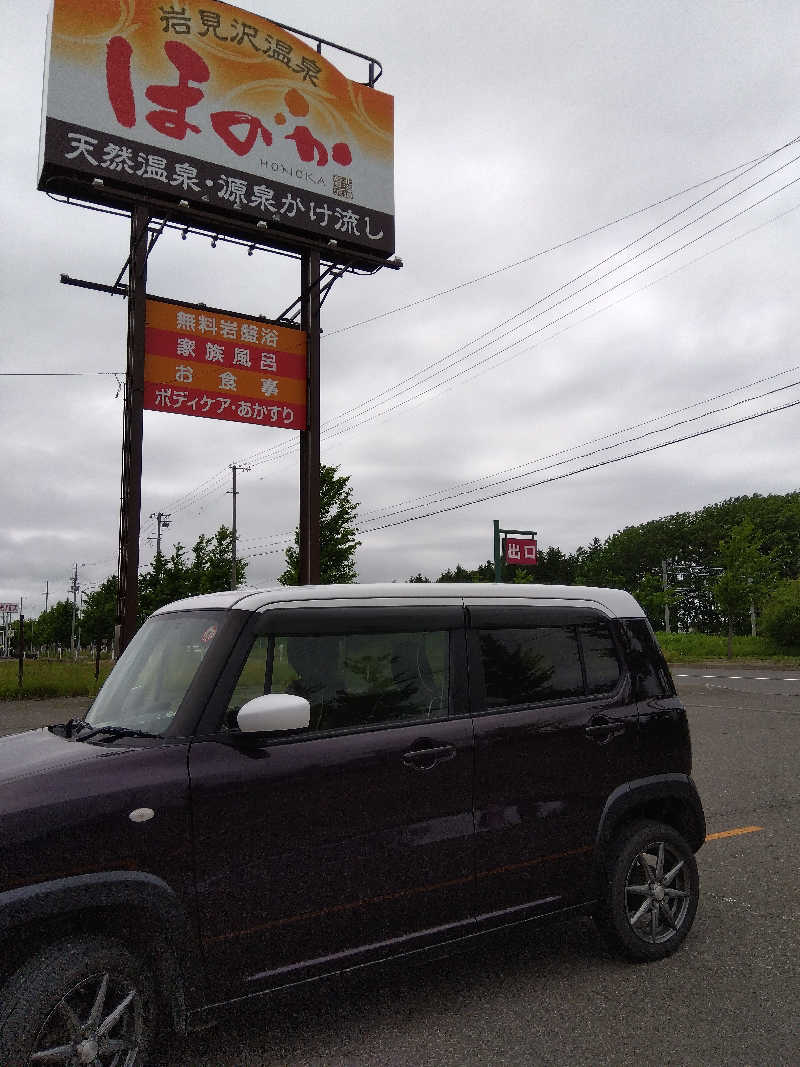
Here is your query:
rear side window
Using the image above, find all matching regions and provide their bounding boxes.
[580,620,622,694]
[477,618,622,710]
[623,618,674,699]
[478,626,584,708]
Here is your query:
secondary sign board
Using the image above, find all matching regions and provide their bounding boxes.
[38,0,395,257]
[144,297,307,429]
[0,604,19,613]
[504,537,538,565]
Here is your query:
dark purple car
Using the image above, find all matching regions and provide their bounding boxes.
[0,583,705,1065]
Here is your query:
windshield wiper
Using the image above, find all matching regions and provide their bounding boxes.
[76,724,162,743]
[65,717,91,738]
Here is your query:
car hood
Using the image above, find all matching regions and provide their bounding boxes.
[0,727,128,788]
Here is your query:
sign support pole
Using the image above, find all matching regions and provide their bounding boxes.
[299,250,321,585]
[116,205,149,653]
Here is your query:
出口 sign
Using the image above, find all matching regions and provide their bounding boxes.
[504,537,538,566]
[144,297,307,429]
[38,0,395,257]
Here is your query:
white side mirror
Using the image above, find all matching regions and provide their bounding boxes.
[237,693,311,733]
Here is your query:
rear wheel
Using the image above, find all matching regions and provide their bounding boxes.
[595,820,699,961]
[0,935,156,1066]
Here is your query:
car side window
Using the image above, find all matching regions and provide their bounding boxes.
[623,618,673,698]
[579,620,621,694]
[224,635,270,728]
[478,626,584,709]
[225,630,450,734]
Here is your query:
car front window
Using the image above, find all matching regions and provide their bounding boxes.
[85,611,222,735]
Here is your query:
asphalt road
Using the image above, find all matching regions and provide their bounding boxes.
[1,671,798,1065]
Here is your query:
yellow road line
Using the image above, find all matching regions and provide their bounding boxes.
[706,826,763,841]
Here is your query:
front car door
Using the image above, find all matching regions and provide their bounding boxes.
[467,601,641,925]
[188,602,475,995]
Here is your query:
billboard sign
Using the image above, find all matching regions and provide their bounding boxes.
[504,537,538,566]
[144,297,307,429]
[38,0,395,257]
[0,604,19,613]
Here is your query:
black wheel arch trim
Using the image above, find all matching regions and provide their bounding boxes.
[0,870,204,1029]
[595,774,707,856]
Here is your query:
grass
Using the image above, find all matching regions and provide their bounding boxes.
[3,632,800,701]
[0,657,114,701]
[656,631,800,667]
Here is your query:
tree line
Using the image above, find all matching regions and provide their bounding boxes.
[7,484,800,654]
[412,492,800,649]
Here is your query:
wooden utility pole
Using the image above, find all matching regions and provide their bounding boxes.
[299,251,321,585]
[116,206,149,654]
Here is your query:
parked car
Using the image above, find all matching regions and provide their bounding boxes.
[0,583,705,1065]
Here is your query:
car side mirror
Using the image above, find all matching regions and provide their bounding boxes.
[237,693,311,733]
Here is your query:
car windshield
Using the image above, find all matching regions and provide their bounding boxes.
[85,611,222,736]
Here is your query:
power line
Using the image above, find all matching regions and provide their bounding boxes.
[358,397,800,534]
[327,138,800,336]
[321,153,800,438]
[355,379,800,525]
[141,143,800,536]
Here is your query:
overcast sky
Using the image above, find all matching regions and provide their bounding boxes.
[2,0,799,618]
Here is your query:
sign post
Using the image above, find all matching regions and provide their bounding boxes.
[493,520,538,581]
[117,205,149,655]
[39,0,400,645]
[299,251,321,584]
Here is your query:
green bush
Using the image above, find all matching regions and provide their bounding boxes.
[760,581,800,651]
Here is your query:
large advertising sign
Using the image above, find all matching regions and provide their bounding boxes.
[38,1,395,257]
[144,297,307,428]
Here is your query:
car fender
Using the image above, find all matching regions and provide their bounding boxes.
[594,774,707,858]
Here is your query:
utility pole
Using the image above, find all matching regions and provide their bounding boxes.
[70,563,79,659]
[228,465,250,590]
[44,580,49,615]
[149,512,171,569]
[661,560,671,633]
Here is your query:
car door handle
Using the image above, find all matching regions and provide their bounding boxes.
[585,718,626,743]
[402,742,456,770]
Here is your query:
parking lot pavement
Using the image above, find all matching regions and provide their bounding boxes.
[0,696,88,737]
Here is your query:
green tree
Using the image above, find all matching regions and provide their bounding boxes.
[81,576,119,645]
[280,465,361,585]
[713,519,775,657]
[33,600,74,648]
[760,580,800,651]
[139,525,245,620]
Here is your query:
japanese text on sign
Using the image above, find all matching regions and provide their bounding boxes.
[504,538,538,566]
[144,298,307,429]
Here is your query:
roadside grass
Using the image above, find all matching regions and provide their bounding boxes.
[3,632,800,701]
[656,631,800,667]
[0,658,114,701]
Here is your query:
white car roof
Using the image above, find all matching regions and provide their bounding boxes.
[153,582,645,619]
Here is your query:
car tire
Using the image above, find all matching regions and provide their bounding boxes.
[595,819,699,962]
[0,935,156,1067]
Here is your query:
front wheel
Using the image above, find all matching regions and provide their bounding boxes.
[595,820,699,962]
[0,935,156,1067]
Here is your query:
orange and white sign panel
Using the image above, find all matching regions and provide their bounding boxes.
[39,0,395,255]
[144,298,306,429]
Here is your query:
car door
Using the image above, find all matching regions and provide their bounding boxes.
[467,601,640,924]
[188,603,475,994]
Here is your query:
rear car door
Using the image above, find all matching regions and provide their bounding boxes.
[467,601,641,923]
[188,602,475,994]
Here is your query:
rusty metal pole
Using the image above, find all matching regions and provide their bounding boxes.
[299,251,321,585]
[116,205,149,653]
